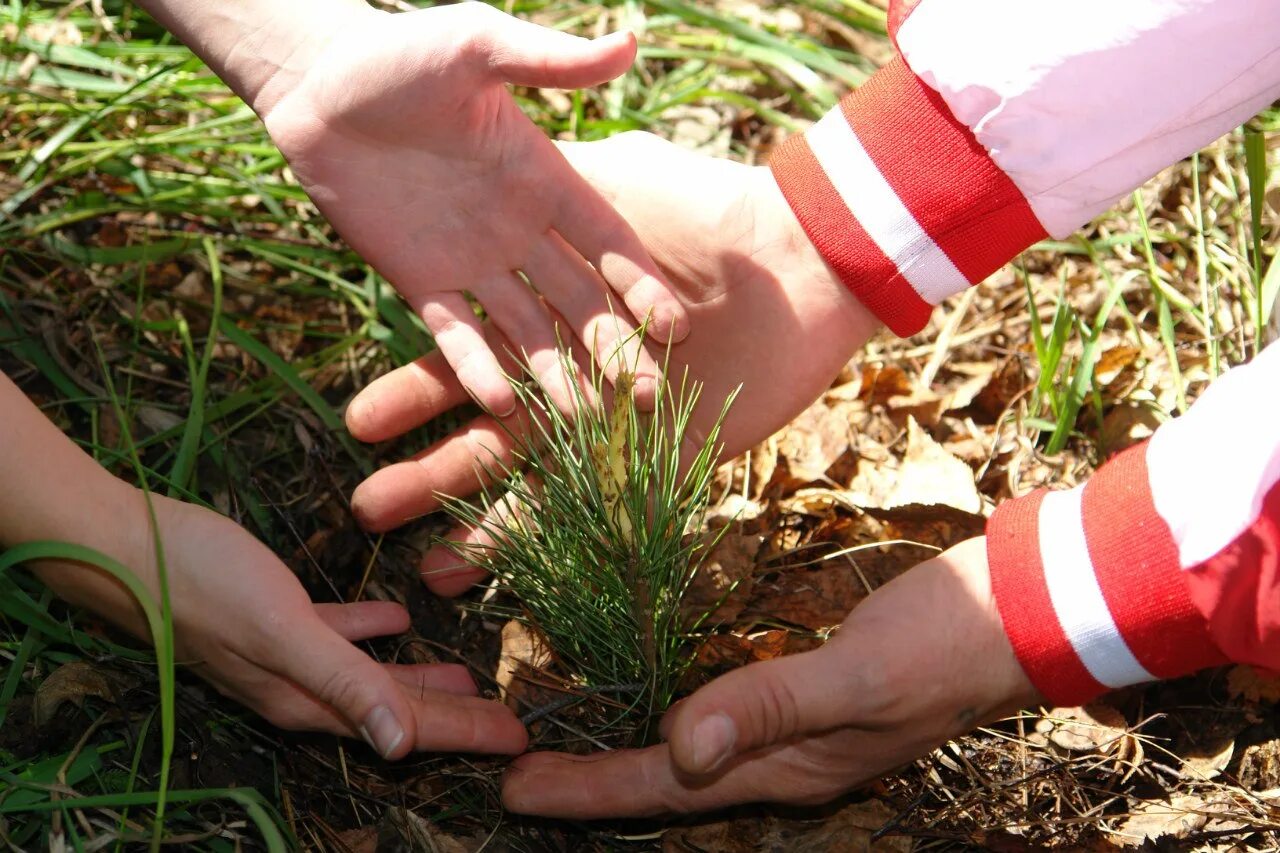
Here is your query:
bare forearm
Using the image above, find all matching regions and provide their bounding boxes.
[133,0,372,115]
[0,371,150,620]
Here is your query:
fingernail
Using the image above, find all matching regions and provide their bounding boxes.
[632,375,657,411]
[689,712,736,773]
[660,304,689,343]
[360,705,405,759]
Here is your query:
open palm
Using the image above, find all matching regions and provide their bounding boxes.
[263,5,683,414]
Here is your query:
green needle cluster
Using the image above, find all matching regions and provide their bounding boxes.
[439,348,736,740]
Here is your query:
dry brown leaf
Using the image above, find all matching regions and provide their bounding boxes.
[1099,401,1162,452]
[682,532,761,626]
[884,418,982,514]
[386,806,473,853]
[1034,704,1135,755]
[858,364,913,406]
[693,633,754,673]
[746,564,863,630]
[1178,735,1235,780]
[1094,345,1142,384]
[776,398,853,482]
[331,827,377,853]
[495,620,552,708]
[34,661,117,726]
[1227,664,1280,703]
[972,357,1027,422]
[663,798,909,852]
[1111,794,1214,847]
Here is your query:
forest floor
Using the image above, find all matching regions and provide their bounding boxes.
[2,1,1280,850]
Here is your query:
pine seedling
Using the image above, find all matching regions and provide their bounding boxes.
[437,344,736,744]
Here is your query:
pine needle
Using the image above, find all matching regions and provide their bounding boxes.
[438,340,736,743]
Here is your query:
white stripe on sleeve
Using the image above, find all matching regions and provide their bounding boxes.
[1038,487,1155,689]
[805,108,970,305]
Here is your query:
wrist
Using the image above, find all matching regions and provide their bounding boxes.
[746,166,880,354]
[137,0,377,117]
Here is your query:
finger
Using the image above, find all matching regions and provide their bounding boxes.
[663,645,852,775]
[476,8,638,89]
[346,322,521,443]
[420,481,539,597]
[421,521,498,598]
[523,232,659,410]
[419,292,517,417]
[346,353,470,444]
[313,601,410,641]
[552,178,688,345]
[350,411,522,532]
[472,272,580,416]
[503,745,788,818]
[385,662,479,698]
[261,615,525,758]
[256,616,422,758]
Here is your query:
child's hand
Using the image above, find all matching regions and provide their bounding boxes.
[500,538,1038,817]
[343,133,880,585]
[256,3,680,415]
[35,491,526,759]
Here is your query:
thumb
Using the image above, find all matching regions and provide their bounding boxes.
[666,645,855,775]
[275,617,418,760]
[481,16,638,89]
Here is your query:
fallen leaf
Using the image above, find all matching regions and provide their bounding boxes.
[332,827,377,853]
[1228,665,1280,703]
[34,662,117,726]
[884,418,982,514]
[386,806,473,853]
[682,532,761,626]
[495,620,552,709]
[1111,794,1212,847]
[972,357,1027,422]
[776,398,853,482]
[1178,734,1234,780]
[1099,402,1162,453]
[663,798,909,852]
[1035,705,1136,756]
[858,364,913,406]
[746,564,863,630]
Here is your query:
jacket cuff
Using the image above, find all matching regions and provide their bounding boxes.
[768,56,1046,337]
[986,442,1227,706]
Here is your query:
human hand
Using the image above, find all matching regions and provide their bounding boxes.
[33,489,527,760]
[499,538,1038,817]
[345,132,881,580]
[256,3,686,415]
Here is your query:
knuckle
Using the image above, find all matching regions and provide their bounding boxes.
[748,668,802,748]
[314,667,367,714]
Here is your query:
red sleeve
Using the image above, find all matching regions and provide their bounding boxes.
[987,341,1280,705]
[770,0,1280,338]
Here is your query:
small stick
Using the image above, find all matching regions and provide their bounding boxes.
[520,683,644,726]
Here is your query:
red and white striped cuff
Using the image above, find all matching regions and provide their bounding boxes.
[769,57,1046,337]
[986,442,1227,706]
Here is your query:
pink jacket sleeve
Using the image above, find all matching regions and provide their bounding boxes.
[767,0,1280,704]
[770,0,1280,336]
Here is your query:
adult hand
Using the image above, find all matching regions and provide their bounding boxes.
[501,538,1038,817]
[256,3,686,415]
[345,132,881,578]
[34,490,526,760]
